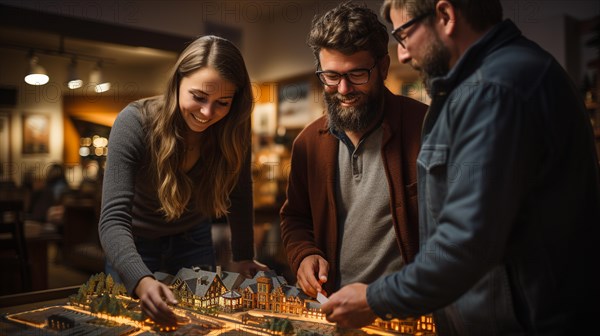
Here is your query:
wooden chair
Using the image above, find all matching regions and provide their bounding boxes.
[0,198,32,294]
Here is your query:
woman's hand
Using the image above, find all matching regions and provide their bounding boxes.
[135,276,178,326]
[231,259,269,278]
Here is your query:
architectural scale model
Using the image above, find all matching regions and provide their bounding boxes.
[1,267,436,335]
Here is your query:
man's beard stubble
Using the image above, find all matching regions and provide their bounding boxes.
[324,78,384,134]
[413,31,451,94]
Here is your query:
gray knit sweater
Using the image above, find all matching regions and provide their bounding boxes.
[98,102,255,294]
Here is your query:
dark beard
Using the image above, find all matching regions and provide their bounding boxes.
[324,79,384,133]
[413,32,451,93]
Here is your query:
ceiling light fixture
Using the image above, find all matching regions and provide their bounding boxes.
[67,58,83,89]
[89,61,111,93]
[24,52,49,85]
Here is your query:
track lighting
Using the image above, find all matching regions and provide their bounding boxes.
[67,58,83,89]
[24,54,49,85]
[89,62,111,93]
[18,46,112,90]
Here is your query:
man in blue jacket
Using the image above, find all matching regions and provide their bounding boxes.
[321,1,600,335]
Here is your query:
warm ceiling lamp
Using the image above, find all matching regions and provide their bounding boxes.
[67,58,83,89]
[24,54,49,85]
[89,61,110,93]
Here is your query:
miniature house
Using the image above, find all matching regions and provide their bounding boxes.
[170,268,227,309]
[220,290,243,312]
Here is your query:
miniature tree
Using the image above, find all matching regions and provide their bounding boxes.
[278,318,294,334]
[107,295,125,316]
[96,276,105,293]
[263,317,294,335]
[97,294,109,312]
[296,330,332,336]
[113,282,126,296]
[68,286,86,305]
[105,274,115,293]
[86,277,96,296]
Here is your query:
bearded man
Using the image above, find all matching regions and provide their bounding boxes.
[280,1,427,298]
[322,1,600,334]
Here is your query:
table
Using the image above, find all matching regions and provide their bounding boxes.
[0,286,78,311]
[24,222,62,291]
[0,221,61,295]
[0,286,78,335]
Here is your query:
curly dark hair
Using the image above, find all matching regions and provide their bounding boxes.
[307,1,389,65]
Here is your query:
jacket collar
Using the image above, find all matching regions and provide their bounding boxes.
[429,19,522,97]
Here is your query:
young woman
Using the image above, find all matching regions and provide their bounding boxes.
[98,35,267,325]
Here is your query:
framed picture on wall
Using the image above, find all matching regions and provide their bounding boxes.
[277,74,322,130]
[22,113,50,154]
[252,102,277,136]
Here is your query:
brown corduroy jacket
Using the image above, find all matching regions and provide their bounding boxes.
[280,88,427,294]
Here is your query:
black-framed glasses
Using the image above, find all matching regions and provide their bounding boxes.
[391,11,433,48]
[315,61,378,86]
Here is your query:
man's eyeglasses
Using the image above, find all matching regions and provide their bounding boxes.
[316,62,378,86]
[391,11,433,48]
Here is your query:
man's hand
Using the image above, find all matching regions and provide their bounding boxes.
[135,276,178,326]
[231,259,269,278]
[320,283,377,329]
[297,255,329,297]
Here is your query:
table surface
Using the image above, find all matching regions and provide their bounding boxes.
[0,287,438,336]
[0,286,78,313]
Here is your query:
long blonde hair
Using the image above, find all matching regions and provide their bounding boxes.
[138,35,253,221]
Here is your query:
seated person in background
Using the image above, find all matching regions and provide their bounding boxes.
[78,159,102,198]
[280,1,427,298]
[28,163,69,226]
[78,159,103,218]
[0,164,18,190]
